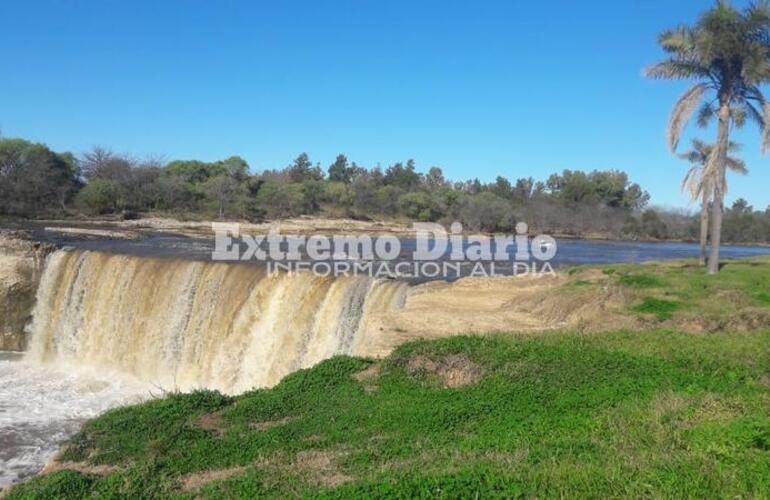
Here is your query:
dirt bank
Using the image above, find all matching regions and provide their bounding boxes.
[36,215,415,238]
[354,274,574,357]
[357,257,770,358]
[0,232,56,350]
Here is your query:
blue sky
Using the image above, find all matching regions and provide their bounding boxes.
[1,0,768,209]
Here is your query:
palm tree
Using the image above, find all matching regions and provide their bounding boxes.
[679,139,747,265]
[646,1,770,274]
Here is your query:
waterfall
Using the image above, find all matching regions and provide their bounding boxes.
[25,249,408,394]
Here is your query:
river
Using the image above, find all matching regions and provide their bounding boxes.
[0,352,149,488]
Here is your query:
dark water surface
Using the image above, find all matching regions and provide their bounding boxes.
[21,226,770,266]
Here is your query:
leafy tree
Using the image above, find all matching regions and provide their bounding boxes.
[255,181,307,218]
[324,182,355,214]
[166,161,211,184]
[424,167,449,192]
[545,170,649,210]
[328,154,351,183]
[512,177,536,203]
[731,198,752,213]
[287,153,323,183]
[433,187,464,220]
[384,160,421,191]
[460,192,514,232]
[398,192,440,221]
[0,138,80,215]
[646,0,770,273]
[374,185,403,215]
[80,147,133,183]
[490,176,513,199]
[203,175,241,219]
[76,178,120,214]
[547,170,594,203]
[640,209,669,239]
[301,180,325,213]
[154,175,196,211]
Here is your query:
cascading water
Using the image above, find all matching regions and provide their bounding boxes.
[25,249,408,394]
[0,247,407,487]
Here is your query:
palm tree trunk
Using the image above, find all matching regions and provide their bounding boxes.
[707,103,730,275]
[699,194,709,266]
[708,195,723,274]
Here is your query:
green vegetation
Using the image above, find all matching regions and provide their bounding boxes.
[9,329,770,498]
[632,297,682,320]
[618,273,668,288]
[623,260,770,315]
[565,257,770,327]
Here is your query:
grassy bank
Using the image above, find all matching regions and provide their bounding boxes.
[10,328,770,498]
[554,257,770,330]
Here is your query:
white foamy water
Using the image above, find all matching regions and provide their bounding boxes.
[0,352,150,489]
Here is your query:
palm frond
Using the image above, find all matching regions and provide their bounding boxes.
[681,165,704,203]
[745,1,770,33]
[691,137,709,152]
[696,102,716,127]
[658,26,698,54]
[732,106,748,128]
[702,143,728,197]
[668,84,708,152]
[644,60,711,80]
[725,156,749,174]
[762,101,770,153]
[679,137,744,204]
[677,150,702,163]
[744,84,768,103]
[742,100,766,127]
[741,46,770,83]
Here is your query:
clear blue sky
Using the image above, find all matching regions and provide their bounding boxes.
[1,0,768,209]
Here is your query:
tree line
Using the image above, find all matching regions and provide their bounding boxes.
[2,135,770,243]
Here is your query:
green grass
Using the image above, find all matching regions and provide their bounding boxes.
[10,329,770,499]
[632,297,682,320]
[566,279,593,288]
[618,273,668,288]
[568,257,770,326]
[755,291,770,305]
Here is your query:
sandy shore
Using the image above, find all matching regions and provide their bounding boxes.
[33,216,416,239]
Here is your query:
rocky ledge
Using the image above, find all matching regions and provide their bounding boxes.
[0,231,56,351]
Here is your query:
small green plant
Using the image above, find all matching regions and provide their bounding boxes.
[633,297,681,320]
[754,291,770,306]
[619,273,666,288]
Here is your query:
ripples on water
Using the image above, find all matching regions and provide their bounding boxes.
[0,353,149,489]
[24,228,770,271]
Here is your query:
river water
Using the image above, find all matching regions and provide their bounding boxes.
[18,226,770,280]
[0,353,149,489]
